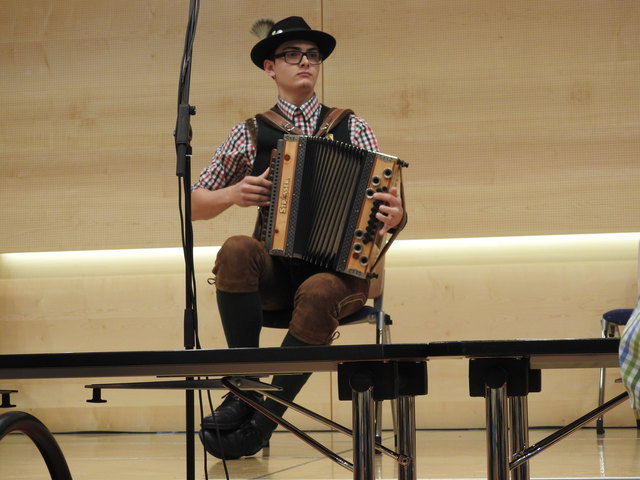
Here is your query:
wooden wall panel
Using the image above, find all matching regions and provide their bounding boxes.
[323,0,640,239]
[1,236,638,431]
[1,1,639,253]
[0,0,322,253]
[1,0,640,433]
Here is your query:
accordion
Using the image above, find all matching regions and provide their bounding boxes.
[263,135,407,279]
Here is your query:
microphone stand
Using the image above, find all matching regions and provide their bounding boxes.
[174,1,200,479]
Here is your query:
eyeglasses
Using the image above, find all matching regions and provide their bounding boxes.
[272,50,323,65]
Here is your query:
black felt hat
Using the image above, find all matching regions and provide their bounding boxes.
[250,16,336,69]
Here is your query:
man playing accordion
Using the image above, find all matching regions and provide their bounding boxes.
[191,15,406,459]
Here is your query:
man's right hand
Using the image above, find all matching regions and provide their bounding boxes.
[229,168,272,207]
[191,168,273,221]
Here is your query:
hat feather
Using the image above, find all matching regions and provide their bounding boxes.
[250,19,275,40]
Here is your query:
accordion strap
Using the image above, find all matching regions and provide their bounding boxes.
[255,107,353,137]
[315,108,353,137]
[256,110,304,135]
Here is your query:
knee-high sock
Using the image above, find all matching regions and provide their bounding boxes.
[216,290,262,348]
[254,332,312,436]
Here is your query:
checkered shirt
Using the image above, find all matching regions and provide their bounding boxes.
[619,297,640,409]
[192,95,379,191]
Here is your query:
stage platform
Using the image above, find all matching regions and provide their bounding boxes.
[0,339,625,480]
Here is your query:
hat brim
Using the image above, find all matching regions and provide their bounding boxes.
[250,29,336,69]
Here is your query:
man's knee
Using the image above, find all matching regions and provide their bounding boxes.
[213,235,265,292]
[218,235,263,261]
[297,274,367,312]
[296,274,345,310]
[290,273,367,344]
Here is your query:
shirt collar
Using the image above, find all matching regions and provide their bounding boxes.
[276,95,321,122]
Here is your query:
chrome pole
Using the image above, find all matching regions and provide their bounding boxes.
[353,387,375,480]
[509,396,529,480]
[397,395,416,480]
[486,382,509,480]
[510,391,628,470]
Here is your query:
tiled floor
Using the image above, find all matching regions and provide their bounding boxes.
[1,427,639,479]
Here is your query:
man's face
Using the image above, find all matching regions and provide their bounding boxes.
[264,40,321,100]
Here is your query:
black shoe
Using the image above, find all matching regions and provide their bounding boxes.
[199,419,271,459]
[201,391,262,431]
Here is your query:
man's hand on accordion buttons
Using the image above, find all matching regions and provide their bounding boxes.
[374,186,403,236]
[230,168,272,208]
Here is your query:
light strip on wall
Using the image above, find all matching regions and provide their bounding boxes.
[0,232,640,278]
[388,232,640,267]
[0,246,219,263]
[398,232,640,249]
[0,246,221,279]
[1,232,639,263]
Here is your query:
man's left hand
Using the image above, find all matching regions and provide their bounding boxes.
[373,186,403,236]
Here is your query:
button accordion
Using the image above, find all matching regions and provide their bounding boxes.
[263,135,407,279]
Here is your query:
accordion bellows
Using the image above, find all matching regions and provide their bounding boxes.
[264,135,407,278]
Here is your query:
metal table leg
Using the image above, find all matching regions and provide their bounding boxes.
[486,381,509,480]
[509,396,530,480]
[339,360,427,480]
[469,357,538,480]
[352,386,375,480]
[397,395,416,480]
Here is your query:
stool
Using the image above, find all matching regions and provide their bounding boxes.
[597,308,637,434]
